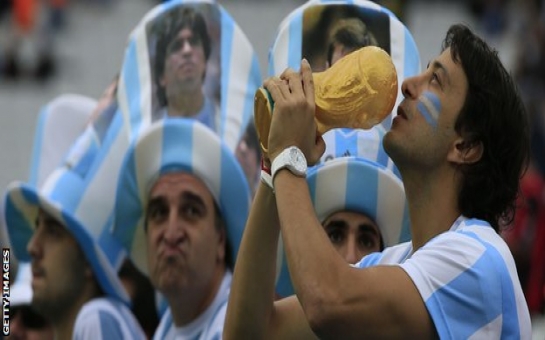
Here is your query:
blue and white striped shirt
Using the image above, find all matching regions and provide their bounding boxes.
[73,297,146,340]
[355,216,532,339]
[153,271,232,340]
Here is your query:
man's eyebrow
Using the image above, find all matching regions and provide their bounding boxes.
[182,191,207,209]
[358,224,380,236]
[324,220,348,230]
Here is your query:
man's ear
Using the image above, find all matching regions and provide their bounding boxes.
[448,137,483,165]
[216,225,226,263]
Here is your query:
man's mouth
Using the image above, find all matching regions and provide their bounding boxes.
[397,106,408,120]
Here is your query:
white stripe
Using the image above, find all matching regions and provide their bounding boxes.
[389,17,406,120]
[117,75,131,135]
[223,23,254,150]
[135,25,152,136]
[75,128,130,238]
[314,158,348,221]
[272,18,291,76]
[468,315,502,340]
[192,127,222,203]
[376,170,404,246]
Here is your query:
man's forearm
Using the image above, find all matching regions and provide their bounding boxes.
[224,182,280,339]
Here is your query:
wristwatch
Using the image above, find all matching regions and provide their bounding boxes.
[271,146,307,184]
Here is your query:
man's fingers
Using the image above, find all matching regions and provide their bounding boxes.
[264,77,290,102]
[301,59,315,105]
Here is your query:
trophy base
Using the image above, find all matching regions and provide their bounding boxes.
[254,87,274,158]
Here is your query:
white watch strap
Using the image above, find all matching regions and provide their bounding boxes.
[260,169,274,190]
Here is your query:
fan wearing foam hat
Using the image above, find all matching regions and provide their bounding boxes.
[272,126,410,297]
[110,119,251,340]
[3,166,146,339]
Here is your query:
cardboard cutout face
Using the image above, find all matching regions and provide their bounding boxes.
[302,4,391,72]
[146,3,221,128]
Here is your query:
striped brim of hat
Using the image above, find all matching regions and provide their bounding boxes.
[275,156,410,296]
[111,118,251,276]
[4,168,130,305]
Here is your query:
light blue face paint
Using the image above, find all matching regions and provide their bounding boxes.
[416,91,441,129]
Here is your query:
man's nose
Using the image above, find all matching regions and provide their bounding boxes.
[343,237,360,265]
[401,74,425,100]
[163,213,185,244]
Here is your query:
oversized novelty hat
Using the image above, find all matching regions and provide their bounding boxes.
[275,156,410,296]
[111,118,251,276]
[308,156,409,245]
[274,125,410,296]
[4,166,130,305]
[267,0,421,132]
[28,94,96,188]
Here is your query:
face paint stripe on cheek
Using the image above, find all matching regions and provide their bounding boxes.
[417,92,441,129]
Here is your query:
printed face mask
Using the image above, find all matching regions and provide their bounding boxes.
[416,91,441,129]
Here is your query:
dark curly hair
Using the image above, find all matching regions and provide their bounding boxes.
[153,6,211,107]
[444,24,530,232]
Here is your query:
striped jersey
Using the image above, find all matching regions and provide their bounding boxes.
[153,271,232,340]
[354,216,531,339]
[73,297,146,340]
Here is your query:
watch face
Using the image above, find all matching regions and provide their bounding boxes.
[289,147,307,173]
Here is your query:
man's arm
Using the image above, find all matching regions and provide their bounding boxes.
[224,181,317,339]
[266,60,436,338]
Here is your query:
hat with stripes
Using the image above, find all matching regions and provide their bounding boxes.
[4,166,131,305]
[111,118,251,276]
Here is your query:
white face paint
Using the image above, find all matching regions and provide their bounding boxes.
[417,91,441,129]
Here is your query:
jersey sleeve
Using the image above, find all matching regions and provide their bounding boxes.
[399,231,518,339]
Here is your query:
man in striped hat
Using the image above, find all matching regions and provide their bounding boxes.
[111,119,250,339]
[3,167,146,340]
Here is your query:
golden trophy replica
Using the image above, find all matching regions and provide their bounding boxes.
[254,46,398,157]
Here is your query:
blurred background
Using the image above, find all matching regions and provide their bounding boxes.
[0,0,544,336]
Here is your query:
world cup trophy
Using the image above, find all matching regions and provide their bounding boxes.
[254,46,398,157]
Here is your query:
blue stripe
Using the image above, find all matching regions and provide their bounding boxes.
[5,192,34,261]
[287,10,303,70]
[112,137,142,252]
[122,39,142,138]
[345,161,378,219]
[404,27,421,79]
[98,310,124,338]
[334,129,357,158]
[426,232,519,339]
[161,119,194,176]
[355,251,383,268]
[28,106,49,186]
[219,8,235,140]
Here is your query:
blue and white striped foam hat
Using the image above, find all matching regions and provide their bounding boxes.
[117,0,262,151]
[3,166,131,305]
[28,94,96,189]
[275,155,410,296]
[267,0,421,132]
[111,118,251,276]
[320,126,400,177]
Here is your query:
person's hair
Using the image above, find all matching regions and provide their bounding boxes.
[326,18,377,65]
[444,24,530,232]
[118,259,159,338]
[153,7,212,107]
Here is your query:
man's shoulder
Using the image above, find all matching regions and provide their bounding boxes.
[74,297,146,339]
